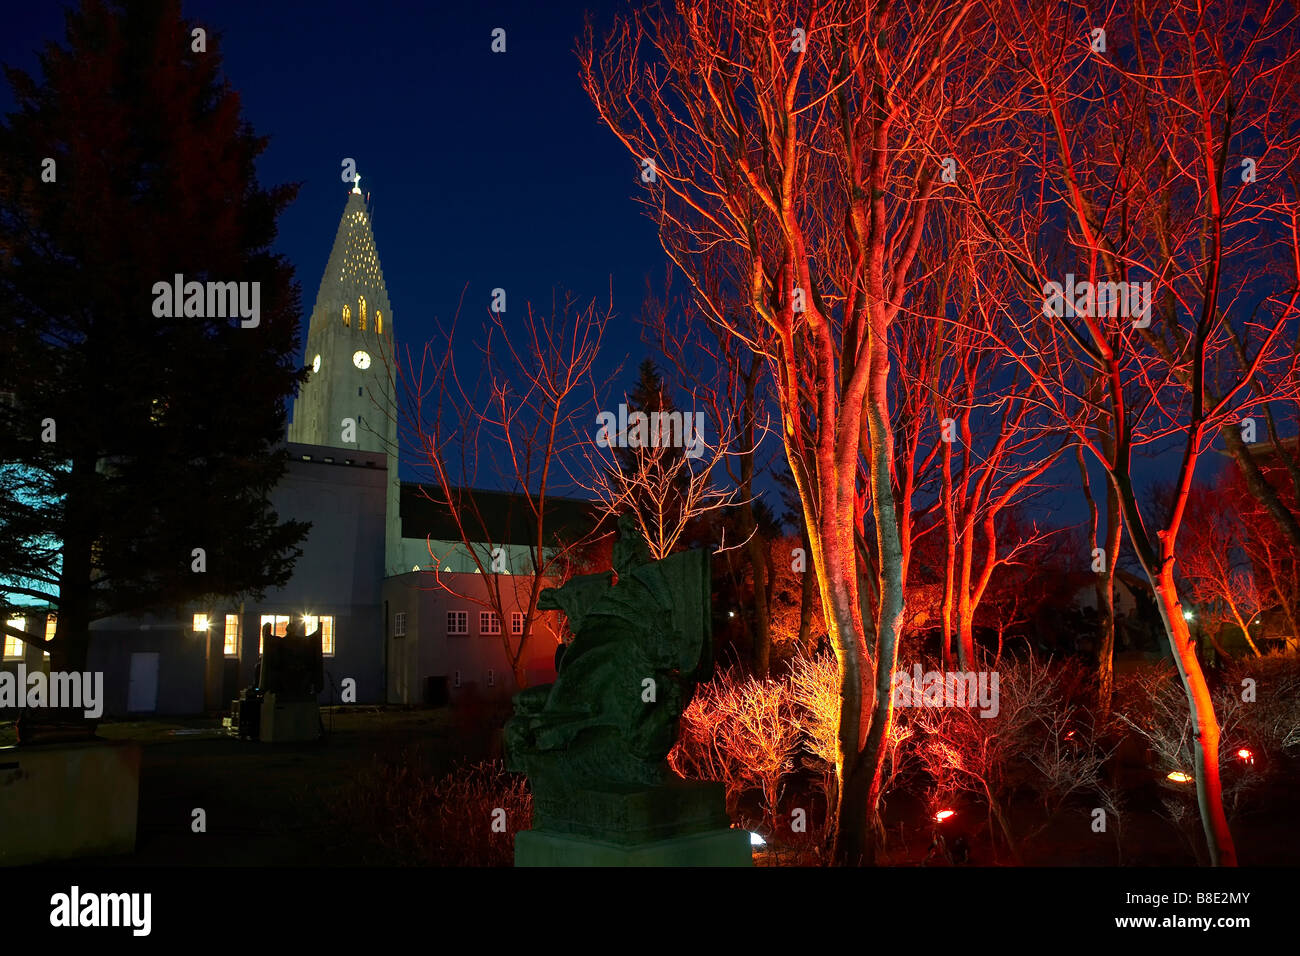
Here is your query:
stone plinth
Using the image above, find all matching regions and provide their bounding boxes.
[517,778,752,867]
[0,739,141,865]
[516,826,751,866]
[530,777,729,843]
[259,693,320,743]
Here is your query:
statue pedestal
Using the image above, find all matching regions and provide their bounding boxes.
[516,778,752,867]
[259,693,320,743]
[515,826,751,866]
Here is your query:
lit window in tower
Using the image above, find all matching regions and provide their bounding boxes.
[359,296,367,331]
[376,310,382,334]
[343,304,351,327]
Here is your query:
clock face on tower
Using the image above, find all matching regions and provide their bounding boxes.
[352,350,371,370]
[312,354,321,373]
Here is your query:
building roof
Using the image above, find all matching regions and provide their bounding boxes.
[399,484,606,547]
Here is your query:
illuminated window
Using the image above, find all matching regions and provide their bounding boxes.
[302,614,335,656]
[4,618,25,660]
[192,613,209,633]
[223,615,239,657]
[43,615,55,658]
[358,296,367,331]
[447,611,468,635]
[480,611,500,636]
[376,310,382,335]
[511,612,524,636]
[343,304,351,327]
[258,614,290,653]
[394,612,406,637]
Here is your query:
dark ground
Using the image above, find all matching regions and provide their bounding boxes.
[7,709,1299,866]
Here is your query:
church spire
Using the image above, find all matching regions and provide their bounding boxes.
[288,181,395,452]
[288,179,405,577]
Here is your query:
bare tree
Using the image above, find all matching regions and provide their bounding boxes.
[642,273,778,670]
[1178,476,1264,657]
[398,290,614,687]
[582,0,1012,864]
[961,0,1300,865]
[580,343,749,562]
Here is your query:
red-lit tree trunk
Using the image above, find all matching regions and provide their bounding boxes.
[582,0,1008,863]
[1078,441,1122,719]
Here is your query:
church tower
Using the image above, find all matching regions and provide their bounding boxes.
[289,176,402,574]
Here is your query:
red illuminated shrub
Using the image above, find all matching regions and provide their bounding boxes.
[910,655,1108,862]
[333,751,531,866]
[670,666,802,832]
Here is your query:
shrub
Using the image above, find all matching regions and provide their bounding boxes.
[331,751,530,866]
[1220,651,1300,756]
[1114,658,1289,863]
[669,666,802,832]
[909,654,1109,862]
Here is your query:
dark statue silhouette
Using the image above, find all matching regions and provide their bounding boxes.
[506,514,715,837]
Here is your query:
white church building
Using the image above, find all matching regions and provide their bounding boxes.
[3,180,588,716]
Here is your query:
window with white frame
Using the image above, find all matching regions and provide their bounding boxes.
[511,612,524,636]
[394,611,407,637]
[4,617,25,660]
[223,614,239,657]
[302,615,336,656]
[480,611,501,636]
[447,611,468,635]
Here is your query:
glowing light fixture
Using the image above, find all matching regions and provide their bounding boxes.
[728,611,736,619]
[935,809,956,822]
[1167,771,1193,783]
[1183,610,1194,621]
[749,832,765,846]
[1237,748,1254,764]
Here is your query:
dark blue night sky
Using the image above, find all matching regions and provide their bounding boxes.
[4,0,1225,533]
[4,0,665,477]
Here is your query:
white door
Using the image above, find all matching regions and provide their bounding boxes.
[127,652,160,712]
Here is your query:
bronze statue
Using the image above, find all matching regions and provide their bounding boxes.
[506,515,713,835]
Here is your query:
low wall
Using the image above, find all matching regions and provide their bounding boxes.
[0,740,141,866]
